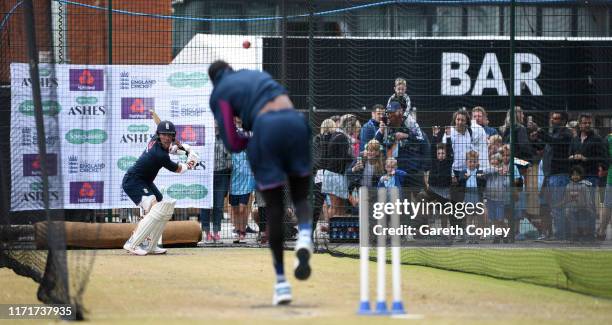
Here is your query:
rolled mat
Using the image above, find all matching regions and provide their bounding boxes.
[35,221,202,249]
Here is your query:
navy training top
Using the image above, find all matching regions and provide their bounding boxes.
[126,139,179,183]
[209,68,287,152]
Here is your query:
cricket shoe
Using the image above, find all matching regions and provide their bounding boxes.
[141,243,167,255]
[273,281,292,306]
[123,241,147,256]
[294,236,313,280]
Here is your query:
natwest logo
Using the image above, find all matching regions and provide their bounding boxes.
[121,97,154,119]
[175,125,205,146]
[70,181,104,204]
[69,69,104,91]
[23,153,58,176]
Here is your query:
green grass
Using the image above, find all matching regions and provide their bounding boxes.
[1,248,612,324]
[334,247,612,299]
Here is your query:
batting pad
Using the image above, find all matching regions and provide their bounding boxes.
[144,200,176,253]
[128,199,176,249]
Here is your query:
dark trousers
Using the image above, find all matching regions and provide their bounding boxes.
[200,168,231,233]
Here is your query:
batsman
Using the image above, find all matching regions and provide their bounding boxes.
[122,119,200,256]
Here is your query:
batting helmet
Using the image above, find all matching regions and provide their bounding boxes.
[157,120,176,136]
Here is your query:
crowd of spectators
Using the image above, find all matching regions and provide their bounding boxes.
[311,78,612,243]
[198,78,612,244]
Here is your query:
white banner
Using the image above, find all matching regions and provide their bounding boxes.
[11,64,214,210]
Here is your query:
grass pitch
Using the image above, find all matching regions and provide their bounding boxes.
[1,247,612,324]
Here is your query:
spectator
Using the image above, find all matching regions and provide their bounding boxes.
[457,150,486,244]
[312,119,336,233]
[200,122,232,244]
[378,157,408,191]
[429,127,453,202]
[500,144,525,242]
[348,139,386,190]
[253,190,268,244]
[499,106,535,163]
[483,153,509,243]
[386,77,412,111]
[330,115,341,127]
[472,106,498,137]
[346,139,386,215]
[598,132,612,240]
[359,104,385,152]
[537,112,573,240]
[387,78,424,141]
[446,109,472,175]
[488,134,503,158]
[322,114,360,218]
[567,120,579,138]
[376,101,429,198]
[429,130,454,232]
[569,113,608,187]
[230,149,256,243]
[561,165,596,241]
[469,110,490,170]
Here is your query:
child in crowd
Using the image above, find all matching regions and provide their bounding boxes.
[483,153,509,243]
[500,145,524,242]
[378,157,408,193]
[561,165,596,241]
[457,150,486,243]
[488,134,503,158]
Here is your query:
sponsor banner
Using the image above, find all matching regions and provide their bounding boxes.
[119,71,157,90]
[20,127,60,147]
[65,129,108,145]
[23,153,58,177]
[67,155,107,175]
[11,63,217,210]
[263,38,612,113]
[12,181,63,211]
[69,69,104,91]
[169,99,209,119]
[121,97,154,119]
[69,181,104,204]
[175,125,205,146]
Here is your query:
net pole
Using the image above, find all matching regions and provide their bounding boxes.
[358,186,370,314]
[509,0,517,233]
[390,187,405,314]
[375,187,387,314]
[23,0,50,213]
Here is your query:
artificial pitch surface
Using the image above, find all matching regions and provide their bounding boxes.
[1,248,612,324]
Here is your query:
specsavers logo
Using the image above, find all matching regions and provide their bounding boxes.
[65,129,108,144]
[19,100,61,116]
[166,184,207,200]
[117,156,138,171]
[167,72,207,88]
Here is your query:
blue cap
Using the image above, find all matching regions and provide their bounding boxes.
[386,101,402,113]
